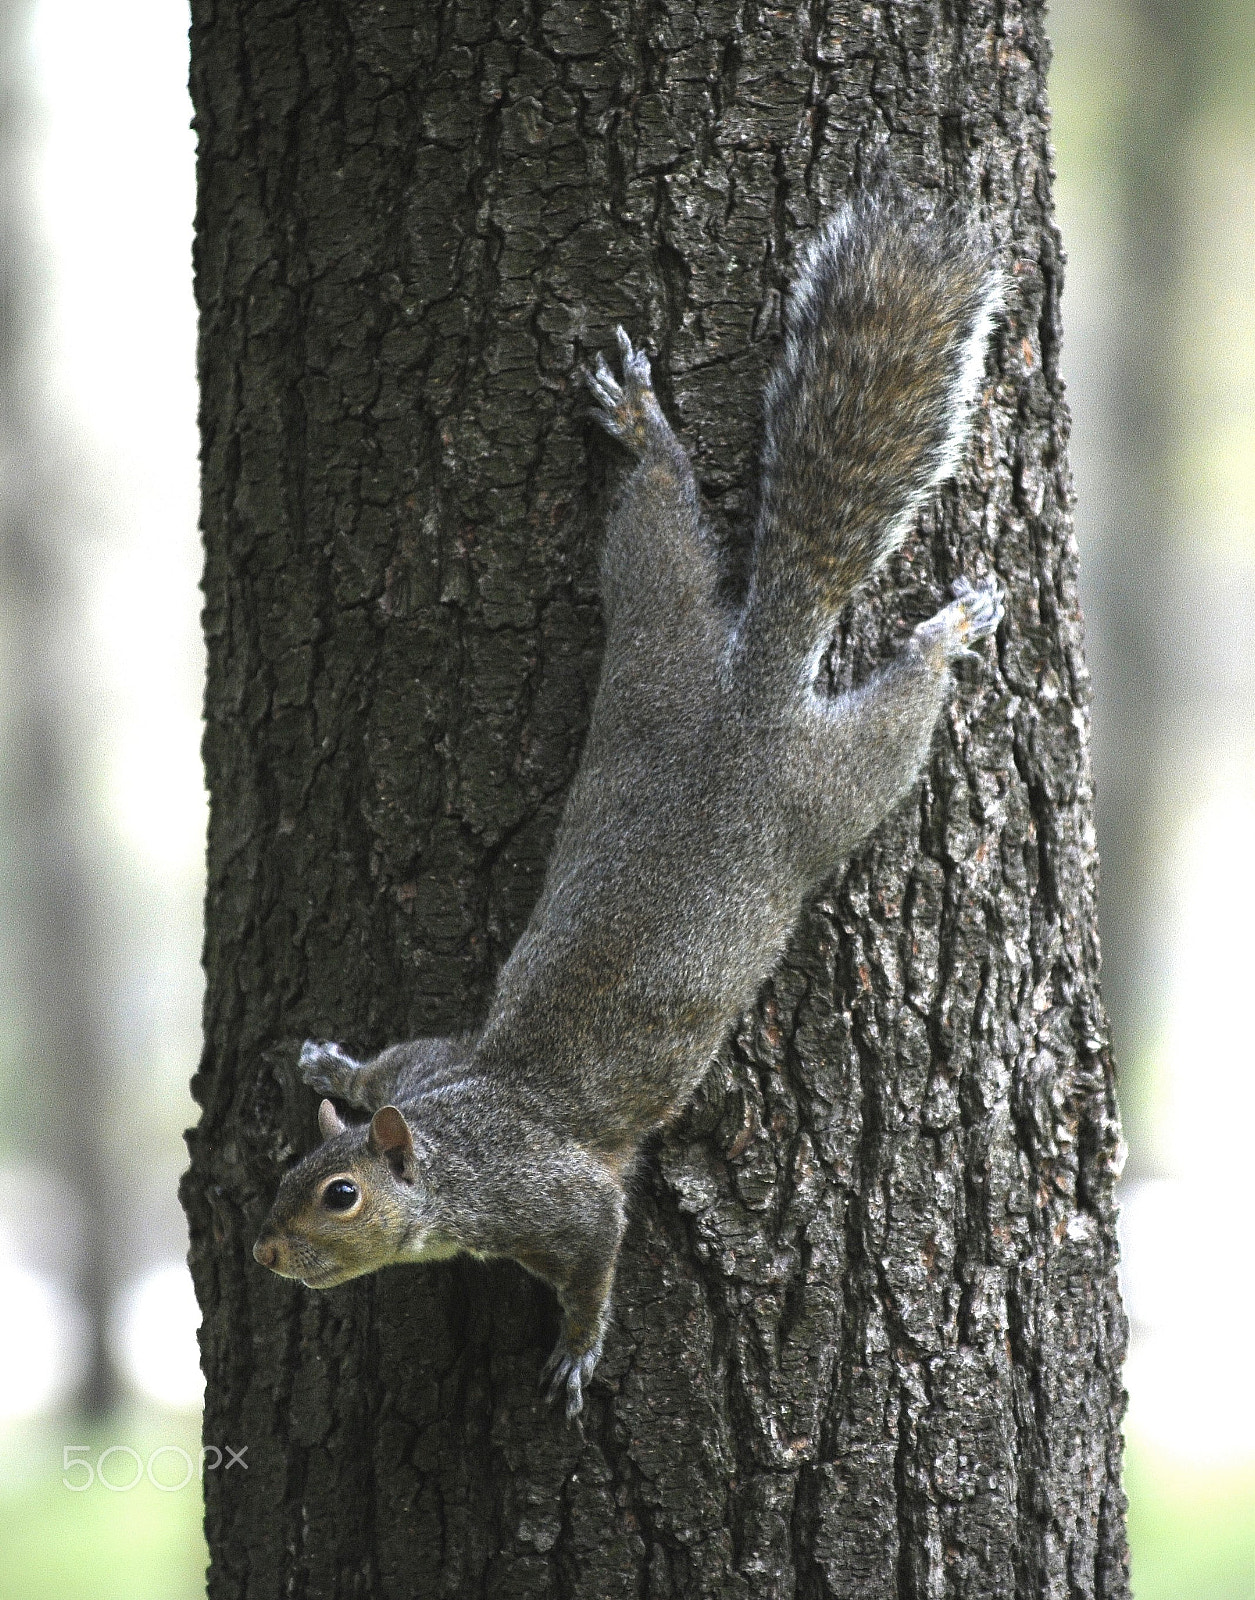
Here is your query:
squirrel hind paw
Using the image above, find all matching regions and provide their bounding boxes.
[583,330,657,452]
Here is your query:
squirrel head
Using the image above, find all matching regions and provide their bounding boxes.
[253,1101,451,1288]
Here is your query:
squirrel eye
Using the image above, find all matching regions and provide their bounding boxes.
[321,1179,359,1212]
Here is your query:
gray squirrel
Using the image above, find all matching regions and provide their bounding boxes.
[253,193,1005,1418]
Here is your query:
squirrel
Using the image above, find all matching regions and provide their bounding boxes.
[253,193,1005,1418]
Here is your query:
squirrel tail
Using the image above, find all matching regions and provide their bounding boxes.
[737,194,1002,682]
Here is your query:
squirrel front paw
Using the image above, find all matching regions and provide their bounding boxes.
[914,575,1004,665]
[584,327,663,455]
[541,1323,604,1421]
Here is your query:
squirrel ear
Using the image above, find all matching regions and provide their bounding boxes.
[369,1105,415,1178]
[318,1099,345,1141]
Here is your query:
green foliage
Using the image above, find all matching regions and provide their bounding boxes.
[1125,1438,1255,1600]
[0,1413,207,1600]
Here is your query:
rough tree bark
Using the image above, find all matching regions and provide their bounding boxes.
[185,2,1130,1596]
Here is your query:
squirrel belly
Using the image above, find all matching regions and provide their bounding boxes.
[254,193,1005,1420]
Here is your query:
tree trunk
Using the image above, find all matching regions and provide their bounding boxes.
[185,2,1130,1596]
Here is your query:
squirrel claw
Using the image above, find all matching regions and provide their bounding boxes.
[584,358,623,413]
[541,1337,601,1421]
[614,325,652,388]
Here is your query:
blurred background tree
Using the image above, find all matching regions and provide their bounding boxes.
[1052,0,1255,1585]
[0,0,206,1593]
[0,0,117,1420]
[0,0,1250,1595]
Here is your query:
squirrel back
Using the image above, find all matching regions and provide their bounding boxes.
[737,194,1002,683]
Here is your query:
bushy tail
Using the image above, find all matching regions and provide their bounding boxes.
[739,194,1002,678]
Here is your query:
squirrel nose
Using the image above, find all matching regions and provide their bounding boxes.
[253,1237,278,1270]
